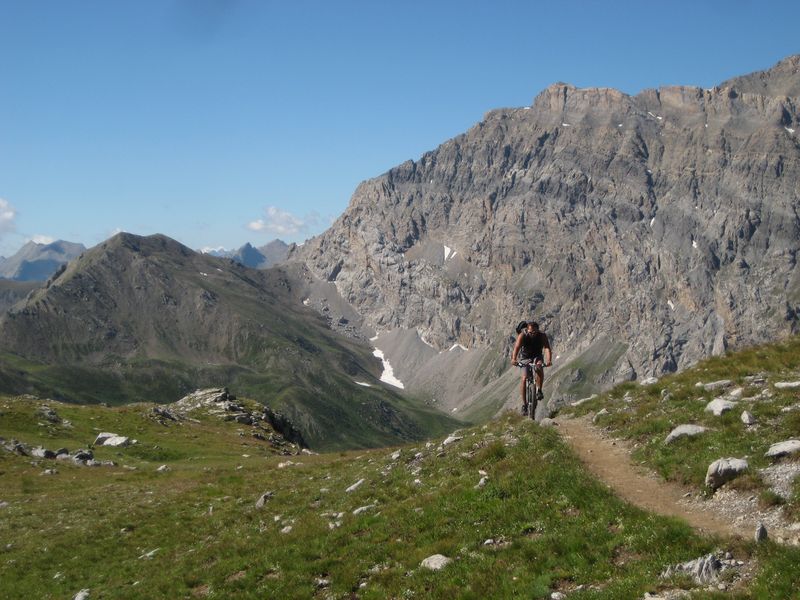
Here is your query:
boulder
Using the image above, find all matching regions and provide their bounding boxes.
[442,434,463,446]
[705,458,748,489]
[661,553,722,584]
[640,377,659,386]
[93,432,118,446]
[765,440,800,459]
[664,425,707,444]
[698,380,733,391]
[37,406,60,423]
[755,523,768,543]
[705,399,736,416]
[346,479,365,493]
[740,411,757,426]
[774,381,800,389]
[420,554,452,570]
[30,446,56,459]
[103,436,131,448]
[255,491,274,509]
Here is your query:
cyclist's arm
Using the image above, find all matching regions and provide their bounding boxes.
[511,333,524,364]
[542,333,552,366]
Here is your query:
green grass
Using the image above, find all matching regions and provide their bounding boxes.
[3,394,797,598]
[565,334,800,511]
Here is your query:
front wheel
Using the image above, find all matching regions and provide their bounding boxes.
[527,382,536,420]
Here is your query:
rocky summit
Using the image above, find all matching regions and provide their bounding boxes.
[292,55,800,411]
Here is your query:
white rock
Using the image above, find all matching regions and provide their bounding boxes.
[93,432,117,446]
[346,478,365,493]
[353,504,376,515]
[765,440,800,459]
[775,381,800,389]
[640,377,659,386]
[138,548,159,559]
[391,450,401,460]
[255,491,274,508]
[280,525,293,534]
[728,387,744,400]
[705,399,736,416]
[156,465,170,472]
[702,380,733,391]
[102,436,131,448]
[442,435,463,446]
[740,411,756,426]
[73,590,90,600]
[420,554,452,570]
[705,458,749,489]
[665,424,707,444]
[570,395,597,406]
[474,476,489,489]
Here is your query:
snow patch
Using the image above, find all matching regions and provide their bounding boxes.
[370,335,380,342]
[354,381,372,388]
[199,272,208,277]
[650,217,656,228]
[419,333,436,349]
[561,122,571,127]
[786,127,796,134]
[449,344,468,352]
[302,298,310,306]
[667,300,675,311]
[618,123,623,127]
[443,245,452,261]
[692,240,698,249]
[523,106,531,110]
[372,348,405,389]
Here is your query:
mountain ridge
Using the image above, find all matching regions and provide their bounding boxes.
[0,232,458,450]
[291,54,800,412]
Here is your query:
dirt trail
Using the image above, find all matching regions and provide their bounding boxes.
[555,415,754,539]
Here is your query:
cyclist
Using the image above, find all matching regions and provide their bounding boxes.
[510,320,552,416]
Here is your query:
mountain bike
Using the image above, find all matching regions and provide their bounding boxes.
[513,359,545,420]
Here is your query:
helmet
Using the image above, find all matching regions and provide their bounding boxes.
[515,321,528,334]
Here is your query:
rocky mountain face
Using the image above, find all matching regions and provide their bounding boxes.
[0,233,457,449]
[292,55,800,411]
[0,240,85,281]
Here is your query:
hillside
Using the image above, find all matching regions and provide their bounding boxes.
[2,377,799,598]
[0,239,85,281]
[0,233,457,450]
[291,55,800,415]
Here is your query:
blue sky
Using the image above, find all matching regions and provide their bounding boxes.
[0,0,797,257]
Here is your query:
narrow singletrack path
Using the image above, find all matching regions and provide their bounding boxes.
[555,415,750,539]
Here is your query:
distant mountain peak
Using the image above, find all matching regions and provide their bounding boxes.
[0,239,85,282]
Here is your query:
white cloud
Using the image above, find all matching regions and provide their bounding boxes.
[0,198,17,233]
[30,235,55,245]
[247,206,323,238]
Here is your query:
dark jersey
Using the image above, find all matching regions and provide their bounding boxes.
[518,331,547,360]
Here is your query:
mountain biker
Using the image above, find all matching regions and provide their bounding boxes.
[510,320,552,416]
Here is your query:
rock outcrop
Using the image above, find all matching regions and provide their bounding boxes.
[292,55,800,411]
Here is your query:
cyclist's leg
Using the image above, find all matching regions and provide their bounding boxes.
[534,358,545,399]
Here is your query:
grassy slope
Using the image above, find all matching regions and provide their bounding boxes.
[564,334,800,519]
[0,234,461,451]
[3,395,799,599]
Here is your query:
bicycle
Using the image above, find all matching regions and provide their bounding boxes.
[513,359,545,420]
